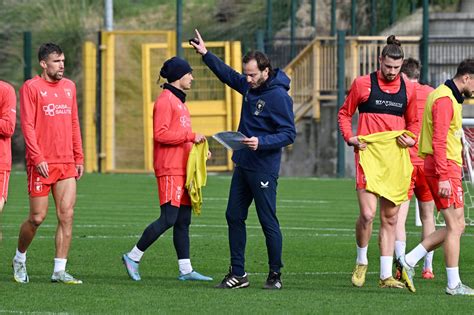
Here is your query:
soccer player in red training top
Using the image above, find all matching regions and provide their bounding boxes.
[0,80,16,216]
[122,56,212,282]
[399,59,474,296]
[394,58,436,280]
[338,35,417,289]
[12,43,84,284]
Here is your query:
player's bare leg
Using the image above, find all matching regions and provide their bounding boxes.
[352,190,377,287]
[50,177,81,284]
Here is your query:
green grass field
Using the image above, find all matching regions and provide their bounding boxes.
[0,173,473,313]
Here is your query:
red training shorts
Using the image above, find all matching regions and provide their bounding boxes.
[27,163,78,197]
[425,176,463,211]
[0,170,10,201]
[157,175,191,207]
[407,164,433,202]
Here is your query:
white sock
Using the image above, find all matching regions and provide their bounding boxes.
[356,245,368,265]
[446,266,461,289]
[15,249,26,263]
[394,241,406,259]
[178,259,193,275]
[54,258,67,273]
[127,246,144,262]
[423,251,434,270]
[405,244,427,267]
[380,256,393,280]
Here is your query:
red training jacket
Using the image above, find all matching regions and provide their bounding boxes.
[153,89,196,177]
[0,81,17,170]
[338,71,418,144]
[20,75,83,166]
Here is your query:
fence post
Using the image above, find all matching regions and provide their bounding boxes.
[256,30,265,52]
[176,0,183,57]
[351,0,356,35]
[23,31,32,81]
[290,0,296,59]
[421,0,429,83]
[370,0,377,35]
[331,0,336,36]
[390,0,397,26]
[337,30,346,177]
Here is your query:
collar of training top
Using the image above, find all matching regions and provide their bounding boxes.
[163,83,186,103]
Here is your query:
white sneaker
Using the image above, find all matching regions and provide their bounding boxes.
[51,270,83,284]
[446,283,474,296]
[13,258,29,283]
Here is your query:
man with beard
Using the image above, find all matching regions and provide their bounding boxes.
[190,29,296,289]
[13,43,84,284]
[399,59,474,296]
[338,35,417,290]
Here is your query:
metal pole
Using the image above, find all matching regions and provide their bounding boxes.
[104,0,113,31]
[337,30,346,177]
[290,0,296,59]
[390,0,397,26]
[266,0,272,41]
[176,0,183,57]
[410,0,416,14]
[96,31,103,173]
[311,0,316,32]
[421,0,429,82]
[23,31,32,81]
[331,0,336,36]
[370,0,377,35]
[256,30,265,52]
[351,0,356,35]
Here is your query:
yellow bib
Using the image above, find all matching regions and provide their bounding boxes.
[358,130,414,205]
[419,84,463,166]
[185,141,209,215]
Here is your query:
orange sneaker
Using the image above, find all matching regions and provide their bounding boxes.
[422,268,435,279]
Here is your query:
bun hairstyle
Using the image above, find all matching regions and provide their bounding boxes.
[381,35,404,60]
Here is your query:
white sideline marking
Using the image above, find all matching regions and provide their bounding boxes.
[0,311,68,315]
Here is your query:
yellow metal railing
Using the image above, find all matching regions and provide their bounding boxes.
[285,36,421,122]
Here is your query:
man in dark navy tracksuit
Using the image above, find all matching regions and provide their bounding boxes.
[191,30,296,289]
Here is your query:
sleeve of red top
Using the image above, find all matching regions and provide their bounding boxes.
[0,85,16,138]
[431,97,453,181]
[404,83,418,136]
[20,84,45,166]
[337,79,360,142]
[71,87,84,164]
[153,98,195,144]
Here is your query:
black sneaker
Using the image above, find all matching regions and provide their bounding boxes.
[263,271,282,289]
[215,269,249,289]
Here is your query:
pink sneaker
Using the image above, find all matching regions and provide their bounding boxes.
[422,268,435,279]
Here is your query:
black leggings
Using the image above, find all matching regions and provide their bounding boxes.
[136,202,192,259]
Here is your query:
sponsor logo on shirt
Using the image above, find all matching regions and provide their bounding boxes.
[260,181,269,188]
[375,99,403,108]
[64,88,73,99]
[179,115,191,128]
[40,90,48,97]
[42,103,72,116]
[455,129,463,139]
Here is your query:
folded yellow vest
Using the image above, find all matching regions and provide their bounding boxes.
[185,141,209,215]
[358,130,414,205]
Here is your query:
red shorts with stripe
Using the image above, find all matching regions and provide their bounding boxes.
[0,170,10,201]
[425,176,463,211]
[27,164,77,197]
[157,175,191,207]
[407,164,433,202]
